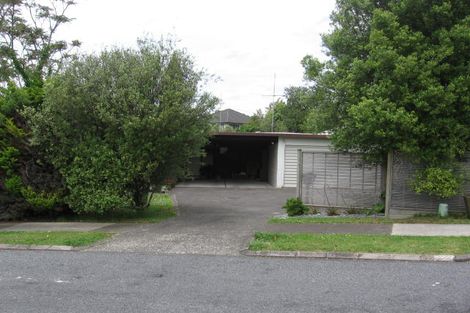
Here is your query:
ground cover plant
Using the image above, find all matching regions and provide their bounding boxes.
[250,232,470,255]
[53,193,176,223]
[0,231,111,247]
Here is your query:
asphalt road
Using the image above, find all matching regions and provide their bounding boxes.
[1,251,469,313]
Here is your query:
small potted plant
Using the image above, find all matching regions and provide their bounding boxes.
[413,167,461,217]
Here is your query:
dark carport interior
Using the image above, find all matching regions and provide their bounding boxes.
[191,133,277,182]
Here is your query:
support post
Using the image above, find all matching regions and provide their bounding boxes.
[384,151,393,217]
[297,149,303,200]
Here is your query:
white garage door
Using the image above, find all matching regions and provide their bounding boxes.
[283,141,331,187]
[283,145,300,187]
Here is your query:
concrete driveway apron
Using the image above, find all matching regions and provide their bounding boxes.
[87,186,295,255]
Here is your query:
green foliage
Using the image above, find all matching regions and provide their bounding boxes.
[283,197,309,216]
[364,203,385,216]
[413,167,462,199]
[300,0,470,192]
[326,207,340,216]
[324,0,469,162]
[28,38,216,215]
[55,193,176,223]
[239,110,265,132]
[4,175,22,195]
[20,186,59,210]
[0,0,80,85]
[250,232,470,255]
[281,87,316,132]
[345,207,361,215]
[61,141,134,214]
[309,207,319,215]
[238,101,288,133]
[0,231,111,247]
[0,146,19,177]
[0,1,75,219]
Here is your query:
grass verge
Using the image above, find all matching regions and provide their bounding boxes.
[55,193,176,223]
[249,232,470,255]
[269,215,470,225]
[0,231,111,247]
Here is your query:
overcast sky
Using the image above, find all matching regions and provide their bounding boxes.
[58,0,336,115]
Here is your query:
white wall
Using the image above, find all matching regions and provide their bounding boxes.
[276,137,332,188]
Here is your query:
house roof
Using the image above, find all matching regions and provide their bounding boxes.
[213,109,250,125]
[212,131,330,140]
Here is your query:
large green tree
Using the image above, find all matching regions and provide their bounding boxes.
[0,0,77,219]
[239,101,288,133]
[281,86,315,133]
[304,0,470,169]
[27,39,217,214]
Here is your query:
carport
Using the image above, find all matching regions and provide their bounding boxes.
[188,133,279,186]
[186,132,331,188]
[199,133,277,182]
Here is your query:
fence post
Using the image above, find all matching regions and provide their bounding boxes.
[384,151,393,217]
[297,149,303,200]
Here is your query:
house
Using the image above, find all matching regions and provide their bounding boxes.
[189,131,334,188]
[213,109,250,130]
[187,132,470,218]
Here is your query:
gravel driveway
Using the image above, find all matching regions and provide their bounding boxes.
[88,186,295,255]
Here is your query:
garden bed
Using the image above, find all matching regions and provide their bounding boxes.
[270,214,470,224]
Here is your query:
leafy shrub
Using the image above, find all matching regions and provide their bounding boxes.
[283,198,309,216]
[326,207,340,216]
[346,207,361,215]
[413,167,461,199]
[364,203,385,216]
[309,207,319,215]
[20,187,59,211]
[4,176,23,195]
[27,39,216,215]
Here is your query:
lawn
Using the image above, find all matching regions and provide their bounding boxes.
[0,231,111,247]
[55,193,176,223]
[249,232,470,255]
[269,215,470,225]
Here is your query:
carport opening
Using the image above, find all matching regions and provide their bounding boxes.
[188,134,278,185]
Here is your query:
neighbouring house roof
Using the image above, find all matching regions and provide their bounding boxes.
[213,109,250,125]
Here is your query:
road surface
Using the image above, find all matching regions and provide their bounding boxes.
[1,251,469,313]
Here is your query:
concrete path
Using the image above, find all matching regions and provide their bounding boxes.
[87,187,296,255]
[392,224,470,236]
[0,222,113,232]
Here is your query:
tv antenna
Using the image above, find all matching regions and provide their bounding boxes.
[262,73,284,132]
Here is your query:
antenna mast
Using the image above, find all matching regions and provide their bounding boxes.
[262,73,284,132]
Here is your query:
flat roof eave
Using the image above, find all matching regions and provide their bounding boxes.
[212,132,330,140]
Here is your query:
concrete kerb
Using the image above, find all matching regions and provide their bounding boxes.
[240,249,463,262]
[454,254,470,262]
[0,244,75,251]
